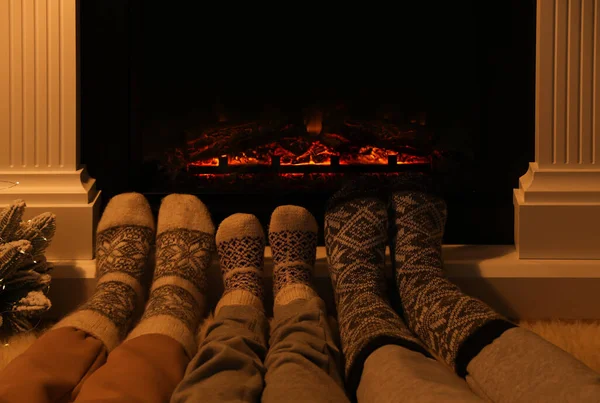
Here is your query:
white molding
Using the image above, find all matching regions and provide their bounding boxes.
[515,0,600,258]
[47,246,600,320]
[0,168,97,204]
[0,0,78,171]
[0,0,99,259]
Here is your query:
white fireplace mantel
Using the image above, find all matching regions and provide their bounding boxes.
[0,0,100,260]
[1,0,600,319]
[514,0,600,259]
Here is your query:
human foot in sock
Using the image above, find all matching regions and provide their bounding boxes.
[269,206,319,306]
[325,185,429,393]
[215,214,265,314]
[391,189,515,377]
[55,193,154,350]
[127,194,215,358]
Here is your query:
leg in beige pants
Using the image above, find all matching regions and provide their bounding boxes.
[0,327,189,403]
[172,297,349,403]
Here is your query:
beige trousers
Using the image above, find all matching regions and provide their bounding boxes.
[0,327,189,403]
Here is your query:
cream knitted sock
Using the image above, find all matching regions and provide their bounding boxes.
[54,193,154,351]
[127,194,215,358]
[269,205,319,306]
[215,214,265,315]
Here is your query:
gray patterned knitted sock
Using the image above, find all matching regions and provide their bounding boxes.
[325,192,430,394]
[392,190,515,378]
[54,193,154,351]
[127,194,214,358]
[215,214,265,315]
[269,205,319,306]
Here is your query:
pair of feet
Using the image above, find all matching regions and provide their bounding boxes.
[324,183,512,393]
[215,206,319,314]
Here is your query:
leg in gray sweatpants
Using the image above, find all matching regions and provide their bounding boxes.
[466,327,600,403]
[263,297,349,403]
[357,345,485,403]
[171,298,349,403]
[171,304,268,403]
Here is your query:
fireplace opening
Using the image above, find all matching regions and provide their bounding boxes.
[80,1,535,245]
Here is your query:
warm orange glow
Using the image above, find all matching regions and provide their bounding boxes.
[185,114,430,169]
[305,110,323,135]
[188,144,428,167]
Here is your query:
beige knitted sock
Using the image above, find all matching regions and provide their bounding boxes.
[127,194,214,358]
[54,193,154,351]
[269,205,319,306]
[215,214,265,315]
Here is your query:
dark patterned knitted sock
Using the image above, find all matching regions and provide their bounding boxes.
[325,191,430,394]
[215,213,265,314]
[54,193,154,351]
[127,194,214,358]
[269,205,319,306]
[392,190,516,377]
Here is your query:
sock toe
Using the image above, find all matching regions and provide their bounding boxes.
[97,192,154,233]
[216,213,264,244]
[269,205,317,233]
[157,194,215,236]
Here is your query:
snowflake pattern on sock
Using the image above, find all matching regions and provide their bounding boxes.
[392,191,504,371]
[269,230,317,297]
[325,196,428,391]
[155,229,214,295]
[96,225,154,280]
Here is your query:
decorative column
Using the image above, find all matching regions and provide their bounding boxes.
[0,0,99,259]
[515,0,600,258]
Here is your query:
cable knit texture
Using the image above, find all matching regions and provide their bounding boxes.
[325,190,429,394]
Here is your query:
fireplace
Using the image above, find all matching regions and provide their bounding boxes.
[2,0,600,319]
[79,1,535,245]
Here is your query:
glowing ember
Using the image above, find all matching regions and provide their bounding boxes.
[184,114,432,170]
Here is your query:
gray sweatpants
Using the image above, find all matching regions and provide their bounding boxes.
[171,296,350,403]
[358,327,600,403]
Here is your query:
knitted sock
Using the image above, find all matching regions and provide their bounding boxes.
[392,190,516,378]
[127,194,214,358]
[215,214,265,315]
[54,193,154,351]
[325,189,430,394]
[269,205,319,306]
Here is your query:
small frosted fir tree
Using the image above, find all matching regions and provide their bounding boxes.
[0,200,56,334]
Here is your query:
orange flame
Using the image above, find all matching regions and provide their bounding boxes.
[305,110,323,135]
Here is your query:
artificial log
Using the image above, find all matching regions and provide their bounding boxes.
[185,119,431,165]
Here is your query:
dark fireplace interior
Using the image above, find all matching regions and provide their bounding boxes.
[80,1,535,245]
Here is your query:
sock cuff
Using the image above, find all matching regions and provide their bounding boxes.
[454,318,517,378]
[216,289,263,315]
[54,310,122,352]
[274,283,318,306]
[127,315,198,358]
